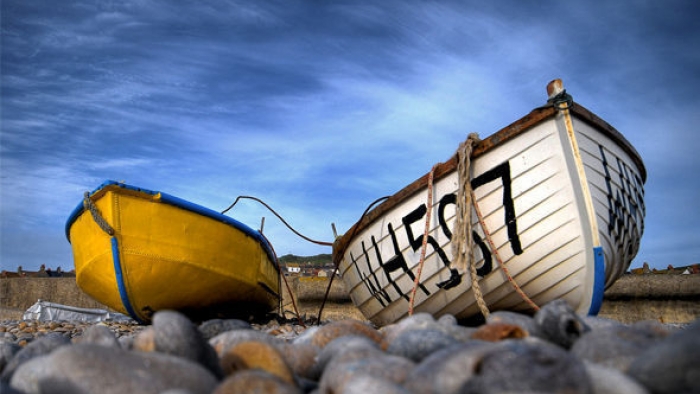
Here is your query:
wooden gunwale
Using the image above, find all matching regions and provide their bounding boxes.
[333,102,646,261]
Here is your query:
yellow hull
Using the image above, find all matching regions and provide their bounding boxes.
[66,181,280,323]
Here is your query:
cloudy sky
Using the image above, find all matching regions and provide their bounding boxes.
[2,1,699,273]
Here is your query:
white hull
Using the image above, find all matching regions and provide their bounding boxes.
[334,81,645,326]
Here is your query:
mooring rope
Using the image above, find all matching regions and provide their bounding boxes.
[83,192,115,236]
[452,134,491,318]
[408,164,438,315]
[222,196,333,247]
[260,231,306,328]
[223,195,336,324]
[453,134,479,273]
[221,192,392,325]
[471,188,540,312]
[450,131,540,317]
[318,196,390,324]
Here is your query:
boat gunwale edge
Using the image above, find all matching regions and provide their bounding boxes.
[64,180,280,274]
[333,102,646,262]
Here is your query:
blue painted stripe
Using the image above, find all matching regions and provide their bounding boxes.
[111,237,143,323]
[65,180,278,270]
[64,180,151,240]
[587,246,606,315]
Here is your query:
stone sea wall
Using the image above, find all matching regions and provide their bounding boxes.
[599,274,700,324]
[0,278,106,319]
[0,276,366,321]
[1,274,699,323]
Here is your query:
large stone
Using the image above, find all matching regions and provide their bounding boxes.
[308,319,382,348]
[386,328,458,362]
[571,321,669,371]
[458,338,592,394]
[152,310,224,378]
[72,324,120,348]
[198,318,251,340]
[403,341,495,394]
[320,352,414,393]
[219,340,295,384]
[534,299,590,349]
[0,332,69,383]
[10,344,218,394]
[213,369,301,394]
[627,320,700,394]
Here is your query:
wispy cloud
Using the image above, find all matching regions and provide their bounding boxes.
[2,0,699,270]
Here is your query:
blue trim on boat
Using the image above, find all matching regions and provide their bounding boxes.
[65,180,162,241]
[111,237,143,323]
[587,246,605,315]
[65,180,279,271]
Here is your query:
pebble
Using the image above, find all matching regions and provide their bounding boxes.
[150,310,224,379]
[0,333,70,382]
[219,340,295,384]
[306,319,382,348]
[213,369,302,394]
[627,319,700,394]
[469,322,527,342]
[10,344,219,394]
[458,338,592,394]
[306,334,380,381]
[385,328,458,361]
[402,341,494,393]
[0,302,696,394]
[319,352,415,393]
[533,299,591,349]
[571,320,669,371]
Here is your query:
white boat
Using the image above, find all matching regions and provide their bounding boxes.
[333,79,646,326]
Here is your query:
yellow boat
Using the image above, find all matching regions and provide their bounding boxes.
[65,181,281,323]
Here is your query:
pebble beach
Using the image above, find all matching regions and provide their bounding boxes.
[1,300,698,394]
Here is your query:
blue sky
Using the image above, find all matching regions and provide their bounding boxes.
[2,1,699,272]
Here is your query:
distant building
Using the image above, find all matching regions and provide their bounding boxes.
[629,262,699,275]
[286,263,301,274]
[0,266,74,278]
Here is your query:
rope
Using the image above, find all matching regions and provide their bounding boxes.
[318,196,390,324]
[451,132,539,316]
[261,232,306,328]
[222,193,391,325]
[408,164,438,315]
[222,196,333,247]
[452,134,490,318]
[470,188,540,312]
[453,134,479,273]
[83,192,115,236]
